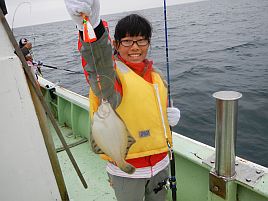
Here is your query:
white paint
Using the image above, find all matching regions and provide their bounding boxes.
[38,76,89,111]
[0,21,61,201]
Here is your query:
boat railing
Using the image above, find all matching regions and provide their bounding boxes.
[38,76,90,139]
[38,79,268,201]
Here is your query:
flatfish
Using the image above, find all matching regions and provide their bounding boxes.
[91,100,136,174]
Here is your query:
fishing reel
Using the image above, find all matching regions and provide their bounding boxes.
[153,176,177,194]
[32,60,43,66]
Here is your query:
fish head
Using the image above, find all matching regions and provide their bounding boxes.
[95,101,111,119]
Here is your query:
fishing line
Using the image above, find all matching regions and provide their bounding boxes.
[29,0,36,48]
[28,0,36,60]
[88,40,105,99]
[28,1,36,61]
[83,17,121,109]
[83,16,107,101]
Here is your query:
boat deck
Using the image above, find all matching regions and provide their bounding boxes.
[41,76,268,201]
[48,121,116,200]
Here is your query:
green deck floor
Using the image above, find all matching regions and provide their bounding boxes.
[41,77,268,201]
[48,121,268,201]
[48,121,116,200]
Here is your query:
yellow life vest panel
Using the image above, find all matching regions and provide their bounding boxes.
[89,60,172,160]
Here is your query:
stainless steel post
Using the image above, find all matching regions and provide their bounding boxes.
[213,91,242,178]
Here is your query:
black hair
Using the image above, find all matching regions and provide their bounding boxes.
[0,0,8,15]
[19,38,28,48]
[114,14,152,42]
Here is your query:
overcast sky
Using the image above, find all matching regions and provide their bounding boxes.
[5,0,203,28]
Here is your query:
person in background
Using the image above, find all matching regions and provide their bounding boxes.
[0,0,7,15]
[65,0,181,200]
[19,38,33,59]
[18,38,42,80]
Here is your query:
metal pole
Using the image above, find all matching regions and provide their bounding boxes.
[213,91,242,178]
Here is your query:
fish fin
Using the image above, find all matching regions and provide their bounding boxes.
[125,133,136,157]
[90,135,104,154]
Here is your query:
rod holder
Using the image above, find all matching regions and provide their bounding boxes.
[213,91,242,178]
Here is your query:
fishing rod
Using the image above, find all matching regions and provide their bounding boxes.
[11,1,37,60]
[0,8,88,194]
[11,1,31,32]
[42,64,83,74]
[163,0,177,200]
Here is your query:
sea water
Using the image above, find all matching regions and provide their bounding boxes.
[14,0,268,167]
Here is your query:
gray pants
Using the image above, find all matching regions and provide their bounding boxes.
[108,166,169,201]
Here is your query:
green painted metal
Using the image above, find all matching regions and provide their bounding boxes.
[42,86,91,139]
[58,96,72,127]
[39,80,268,201]
[173,154,210,201]
[237,185,268,201]
[172,135,268,201]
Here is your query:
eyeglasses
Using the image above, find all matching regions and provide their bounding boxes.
[120,39,149,47]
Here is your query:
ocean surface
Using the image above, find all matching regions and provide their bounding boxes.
[14,0,268,167]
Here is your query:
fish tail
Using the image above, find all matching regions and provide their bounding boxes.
[120,162,136,174]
